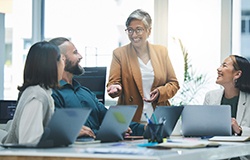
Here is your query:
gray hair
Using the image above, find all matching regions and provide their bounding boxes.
[125,9,152,29]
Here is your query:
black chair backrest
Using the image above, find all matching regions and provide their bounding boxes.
[73,67,107,104]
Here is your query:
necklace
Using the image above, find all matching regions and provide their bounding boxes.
[138,52,150,64]
[134,47,150,64]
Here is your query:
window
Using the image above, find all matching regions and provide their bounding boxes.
[3,0,154,103]
[44,0,153,104]
[4,0,32,100]
[167,0,222,104]
[241,19,246,33]
[241,13,250,34]
[239,1,250,59]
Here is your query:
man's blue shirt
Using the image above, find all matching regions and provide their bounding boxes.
[52,79,107,134]
[52,79,144,136]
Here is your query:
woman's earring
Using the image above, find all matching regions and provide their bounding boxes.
[234,79,238,84]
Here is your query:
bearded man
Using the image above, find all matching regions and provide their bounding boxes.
[49,37,145,139]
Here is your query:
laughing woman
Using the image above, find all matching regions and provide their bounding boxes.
[107,9,179,123]
[204,55,250,136]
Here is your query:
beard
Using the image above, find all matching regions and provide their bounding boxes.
[64,58,85,76]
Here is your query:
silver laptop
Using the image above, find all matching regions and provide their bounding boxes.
[77,105,138,143]
[1,108,92,148]
[143,106,184,138]
[95,105,138,142]
[181,105,232,137]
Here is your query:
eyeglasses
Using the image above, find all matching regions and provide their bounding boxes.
[125,27,144,35]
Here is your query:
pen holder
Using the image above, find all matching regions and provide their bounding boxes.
[148,123,164,143]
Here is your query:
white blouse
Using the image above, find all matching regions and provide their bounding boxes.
[2,85,54,145]
[138,58,155,122]
[19,99,44,144]
[18,88,54,144]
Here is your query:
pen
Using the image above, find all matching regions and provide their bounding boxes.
[144,112,153,124]
[166,139,181,143]
[152,113,158,124]
[200,136,213,139]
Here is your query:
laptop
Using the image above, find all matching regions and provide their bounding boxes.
[77,105,137,143]
[181,105,232,137]
[0,100,17,123]
[1,108,92,148]
[143,106,184,138]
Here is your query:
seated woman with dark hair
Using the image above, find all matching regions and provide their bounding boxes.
[204,55,250,136]
[2,41,65,145]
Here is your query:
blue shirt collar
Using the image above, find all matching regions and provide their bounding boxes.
[59,79,82,89]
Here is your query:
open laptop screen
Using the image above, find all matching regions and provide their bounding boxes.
[143,106,183,138]
[0,100,17,123]
[181,105,232,137]
[1,108,92,148]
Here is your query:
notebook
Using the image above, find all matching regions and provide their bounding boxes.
[1,108,92,148]
[143,106,184,138]
[209,136,250,142]
[77,105,138,143]
[181,105,232,137]
[150,138,220,149]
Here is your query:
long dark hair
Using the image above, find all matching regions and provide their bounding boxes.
[231,55,250,93]
[18,41,61,93]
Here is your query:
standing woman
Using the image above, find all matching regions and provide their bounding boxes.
[2,41,65,144]
[204,55,250,136]
[107,9,179,123]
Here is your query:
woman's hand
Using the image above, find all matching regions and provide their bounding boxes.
[231,118,242,135]
[78,125,96,138]
[107,84,122,98]
[143,88,159,103]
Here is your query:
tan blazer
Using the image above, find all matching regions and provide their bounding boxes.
[204,89,250,136]
[107,42,179,122]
